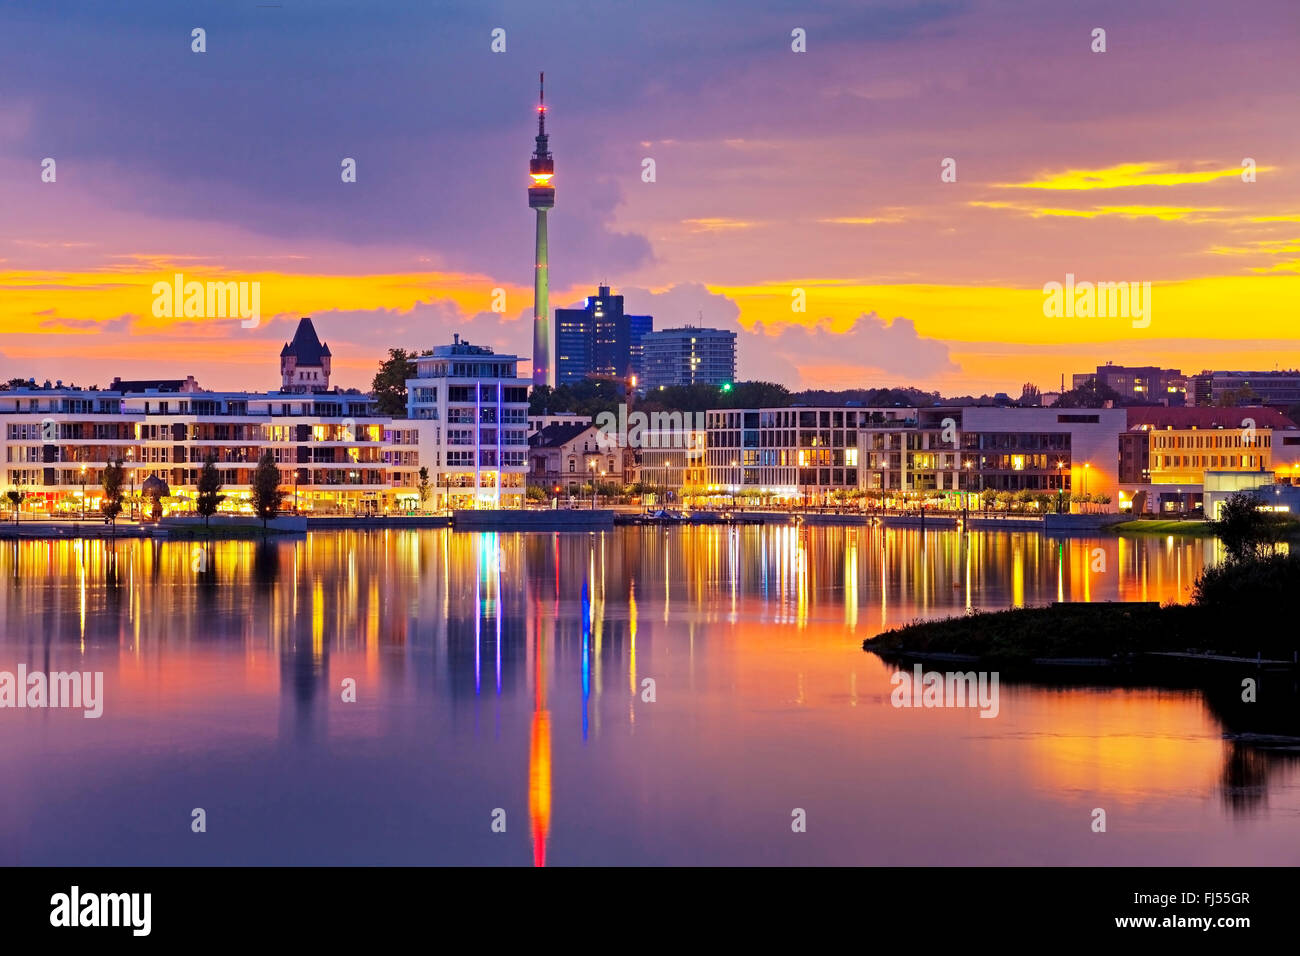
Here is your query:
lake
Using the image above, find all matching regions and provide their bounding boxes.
[1,526,1296,865]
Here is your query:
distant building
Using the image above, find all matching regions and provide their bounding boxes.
[1188,370,1300,408]
[280,317,332,393]
[405,335,530,509]
[1073,362,1185,405]
[555,285,652,386]
[640,327,736,389]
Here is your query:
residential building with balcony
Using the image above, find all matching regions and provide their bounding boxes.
[405,336,530,509]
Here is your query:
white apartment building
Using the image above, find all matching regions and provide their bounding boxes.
[0,384,397,515]
[405,336,530,509]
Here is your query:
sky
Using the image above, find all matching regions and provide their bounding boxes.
[1,0,1297,395]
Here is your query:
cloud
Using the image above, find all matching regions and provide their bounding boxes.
[993,162,1260,191]
[749,312,958,388]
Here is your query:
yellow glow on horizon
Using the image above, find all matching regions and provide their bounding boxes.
[995,161,1271,191]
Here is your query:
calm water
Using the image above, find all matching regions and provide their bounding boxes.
[1,526,1297,866]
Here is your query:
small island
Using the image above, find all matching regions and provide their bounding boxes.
[864,494,1299,670]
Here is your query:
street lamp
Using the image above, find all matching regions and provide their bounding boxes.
[1055,459,1066,514]
[587,459,597,509]
[962,460,973,521]
[127,447,135,521]
[80,463,86,521]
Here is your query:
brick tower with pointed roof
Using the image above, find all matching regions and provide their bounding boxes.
[280,316,332,393]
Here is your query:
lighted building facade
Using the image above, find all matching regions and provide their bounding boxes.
[0,384,393,515]
[638,428,707,498]
[1118,406,1294,513]
[704,405,1126,508]
[405,336,530,509]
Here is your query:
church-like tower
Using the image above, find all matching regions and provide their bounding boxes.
[528,73,555,388]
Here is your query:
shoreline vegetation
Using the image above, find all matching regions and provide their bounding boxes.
[865,493,1300,670]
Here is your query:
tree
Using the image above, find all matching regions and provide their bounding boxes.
[101,458,125,528]
[196,453,225,528]
[251,450,286,530]
[525,484,548,502]
[417,466,432,509]
[372,348,418,417]
[1212,492,1282,562]
[1217,385,1260,408]
[1052,376,1123,408]
[4,489,23,524]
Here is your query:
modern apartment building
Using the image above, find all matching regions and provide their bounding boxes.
[637,428,707,497]
[704,405,1127,508]
[405,336,530,509]
[859,407,1126,504]
[0,326,535,516]
[640,327,737,389]
[0,383,393,515]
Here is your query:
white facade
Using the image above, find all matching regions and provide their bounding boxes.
[406,338,530,509]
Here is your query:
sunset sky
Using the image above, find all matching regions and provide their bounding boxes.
[1,0,1297,395]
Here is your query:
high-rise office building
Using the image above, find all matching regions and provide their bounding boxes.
[554,285,652,386]
[641,326,736,389]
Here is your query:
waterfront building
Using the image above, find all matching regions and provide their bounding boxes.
[555,285,652,386]
[637,427,706,499]
[640,327,736,389]
[704,405,1126,509]
[405,336,530,509]
[704,406,906,503]
[859,407,1126,507]
[1118,406,1294,513]
[0,382,392,515]
[1203,470,1300,520]
[1073,362,1186,405]
[527,422,627,495]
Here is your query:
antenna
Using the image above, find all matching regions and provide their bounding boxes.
[538,72,546,137]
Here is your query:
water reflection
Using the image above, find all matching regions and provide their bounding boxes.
[0,526,1296,866]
